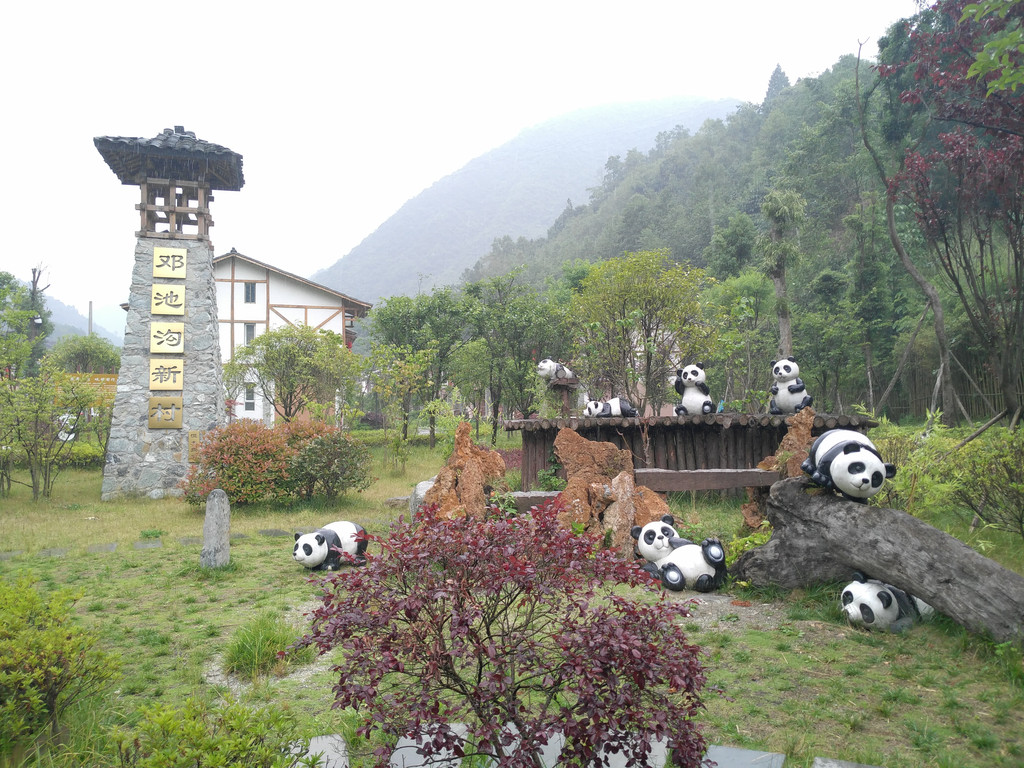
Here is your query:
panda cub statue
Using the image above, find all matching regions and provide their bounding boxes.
[293,520,367,571]
[840,573,933,633]
[536,358,575,381]
[769,357,813,415]
[673,364,713,416]
[800,429,896,503]
[582,397,638,418]
[630,514,726,593]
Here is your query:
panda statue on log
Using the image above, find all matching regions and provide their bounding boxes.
[800,429,896,503]
[769,357,813,415]
[672,364,713,416]
[630,514,726,592]
[536,358,575,381]
[293,520,367,571]
[582,397,638,418]
[840,572,934,632]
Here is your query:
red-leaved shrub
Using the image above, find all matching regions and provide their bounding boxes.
[180,420,293,505]
[296,504,708,767]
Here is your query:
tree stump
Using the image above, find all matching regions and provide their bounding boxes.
[733,477,1024,645]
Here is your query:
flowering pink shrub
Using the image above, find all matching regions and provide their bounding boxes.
[296,504,709,767]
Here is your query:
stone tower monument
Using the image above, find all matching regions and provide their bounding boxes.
[95,126,244,500]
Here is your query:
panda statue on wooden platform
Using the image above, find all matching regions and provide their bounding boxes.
[630,514,726,593]
[672,364,713,416]
[293,521,367,571]
[801,429,896,503]
[769,357,814,415]
[840,573,934,632]
[582,397,638,418]
[536,358,575,381]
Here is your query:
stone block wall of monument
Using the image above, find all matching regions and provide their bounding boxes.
[101,237,226,500]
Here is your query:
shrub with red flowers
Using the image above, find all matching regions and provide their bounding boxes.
[296,504,709,768]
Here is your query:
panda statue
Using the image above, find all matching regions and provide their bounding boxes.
[672,364,713,416]
[293,520,367,571]
[536,358,575,381]
[630,514,726,593]
[840,573,934,633]
[769,357,814,415]
[582,397,638,418]
[800,429,896,503]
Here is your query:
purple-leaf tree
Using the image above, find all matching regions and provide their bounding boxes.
[295,504,709,768]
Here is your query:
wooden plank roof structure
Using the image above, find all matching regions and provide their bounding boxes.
[94,126,244,191]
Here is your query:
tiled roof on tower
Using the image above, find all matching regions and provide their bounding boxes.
[94,126,244,191]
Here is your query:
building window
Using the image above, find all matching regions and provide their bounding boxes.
[244,282,257,303]
[244,385,255,411]
[244,323,255,345]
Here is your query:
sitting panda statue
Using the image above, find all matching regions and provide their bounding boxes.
[672,364,713,416]
[293,520,367,571]
[800,429,896,503]
[582,397,638,418]
[630,514,726,593]
[840,573,934,633]
[769,357,813,415]
[536,358,575,381]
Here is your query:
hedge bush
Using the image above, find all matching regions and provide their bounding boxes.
[0,578,119,758]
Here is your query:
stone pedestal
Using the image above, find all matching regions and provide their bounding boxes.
[200,489,231,568]
[101,237,226,500]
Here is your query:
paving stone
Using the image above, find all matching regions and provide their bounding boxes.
[259,528,292,538]
[303,734,348,767]
[179,536,202,546]
[705,745,786,767]
[39,547,69,558]
[811,758,883,768]
[229,533,248,540]
[87,542,118,553]
[133,540,163,550]
[0,550,24,560]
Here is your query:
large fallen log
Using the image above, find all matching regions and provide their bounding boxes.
[733,477,1024,645]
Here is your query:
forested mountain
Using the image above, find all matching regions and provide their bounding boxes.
[312,97,739,302]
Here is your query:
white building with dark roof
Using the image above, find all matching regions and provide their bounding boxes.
[213,248,371,422]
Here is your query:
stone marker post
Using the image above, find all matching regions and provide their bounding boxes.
[200,489,231,568]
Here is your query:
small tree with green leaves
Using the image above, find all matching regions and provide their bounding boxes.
[569,250,719,415]
[0,360,98,499]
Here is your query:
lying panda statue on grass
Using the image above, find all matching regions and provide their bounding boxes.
[840,572,934,633]
[769,357,814,415]
[672,364,713,416]
[582,397,638,418]
[630,514,726,592]
[536,358,575,381]
[293,521,367,571]
[801,429,896,503]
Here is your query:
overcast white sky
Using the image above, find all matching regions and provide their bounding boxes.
[0,0,921,335]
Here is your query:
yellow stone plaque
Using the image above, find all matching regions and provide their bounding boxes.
[153,247,187,278]
[150,322,184,354]
[149,359,184,391]
[188,430,203,463]
[151,284,185,315]
[148,397,183,429]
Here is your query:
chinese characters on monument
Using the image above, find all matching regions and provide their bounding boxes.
[148,247,187,428]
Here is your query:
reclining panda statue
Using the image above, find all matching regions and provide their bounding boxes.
[630,514,726,592]
[582,397,638,418]
[840,572,934,633]
[293,520,367,571]
[800,429,896,503]
[769,357,814,414]
[672,364,713,416]
[536,358,575,381]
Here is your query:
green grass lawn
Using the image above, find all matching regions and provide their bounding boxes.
[1,437,1023,768]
